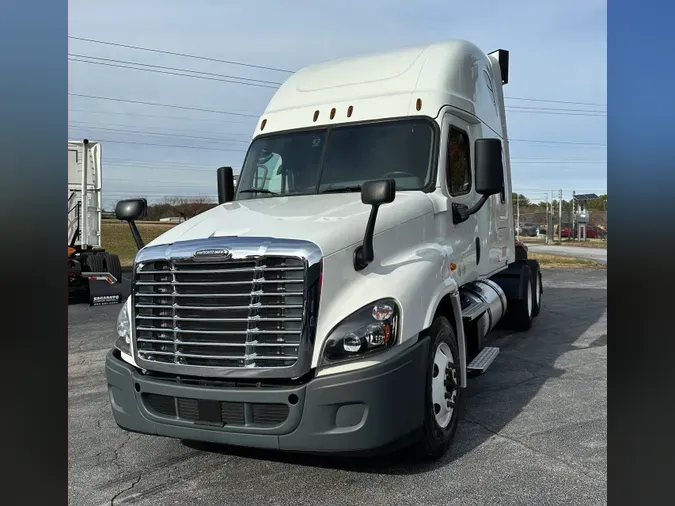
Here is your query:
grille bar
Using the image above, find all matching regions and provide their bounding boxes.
[135,292,302,298]
[136,327,300,335]
[136,304,303,310]
[138,350,299,361]
[135,315,302,322]
[139,266,303,275]
[133,255,308,370]
[136,279,305,286]
[137,338,299,348]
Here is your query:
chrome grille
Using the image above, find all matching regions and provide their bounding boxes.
[133,256,307,369]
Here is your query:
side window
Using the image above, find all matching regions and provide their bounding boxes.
[447,128,472,196]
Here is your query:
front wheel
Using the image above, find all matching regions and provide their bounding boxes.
[414,316,462,459]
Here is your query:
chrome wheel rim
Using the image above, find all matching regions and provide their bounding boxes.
[432,342,457,429]
[527,280,533,316]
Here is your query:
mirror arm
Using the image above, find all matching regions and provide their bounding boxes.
[353,204,380,271]
[127,221,145,250]
[452,194,490,224]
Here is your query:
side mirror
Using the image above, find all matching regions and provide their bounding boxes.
[353,179,396,271]
[115,198,148,221]
[217,166,235,204]
[115,198,148,250]
[452,139,504,224]
[361,179,396,206]
[474,138,504,196]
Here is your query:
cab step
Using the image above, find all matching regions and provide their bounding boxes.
[467,346,500,374]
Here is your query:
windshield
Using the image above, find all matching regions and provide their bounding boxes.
[235,118,436,199]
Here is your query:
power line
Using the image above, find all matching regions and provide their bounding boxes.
[69,54,282,85]
[507,96,605,108]
[69,108,253,126]
[68,109,605,147]
[69,93,259,118]
[69,118,251,138]
[69,54,605,115]
[69,130,606,158]
[69,35,605,109]
[71,92,605,124]
[69,56,280,89]
[69,121,250,144]
[75,137,247,152]
[68,35,294,73]
[69,108,607,147]
[510,138,605,147]
[69,57,605,116]
[70,122,607,157]
[506,107,605,117]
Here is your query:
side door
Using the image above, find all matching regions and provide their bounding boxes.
[442,113,479,282]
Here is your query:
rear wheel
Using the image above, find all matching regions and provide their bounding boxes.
[506,265,534,331]
[84,253,104,273]
[526,260,543,317]
[531,268,542,317]
[414,316,462,459]
[102,253,123,283]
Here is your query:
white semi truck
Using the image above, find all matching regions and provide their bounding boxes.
[106,39,543,458]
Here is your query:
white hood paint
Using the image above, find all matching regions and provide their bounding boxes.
[146,192,435,256]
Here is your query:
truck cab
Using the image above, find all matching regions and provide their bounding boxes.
[106,39,543,459]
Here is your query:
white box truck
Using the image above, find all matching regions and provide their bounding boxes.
[68,139,125,305]
[106,39,543,458]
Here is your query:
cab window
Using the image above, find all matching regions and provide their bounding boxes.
[447,128,472,196]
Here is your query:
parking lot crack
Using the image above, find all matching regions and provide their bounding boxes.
[111,433,133,471]
[109,473,142,506]
[463,418,605,485]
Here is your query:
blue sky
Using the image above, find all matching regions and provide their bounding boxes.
[68,0,607,208]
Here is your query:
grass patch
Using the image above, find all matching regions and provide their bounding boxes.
[102,220,175,267]
[529,253,606,269]
[523,238,607,249]
[555,240,607,249]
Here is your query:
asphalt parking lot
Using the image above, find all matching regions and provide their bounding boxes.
[69,268,607,506]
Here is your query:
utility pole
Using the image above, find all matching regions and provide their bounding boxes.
[558,189,563,243]
[572,190,577,241]
[550,190,556,243]
[544,194,550,244]
[516,193,520,240]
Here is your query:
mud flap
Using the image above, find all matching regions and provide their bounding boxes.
[86,273,124,306]
[490,262,529,301]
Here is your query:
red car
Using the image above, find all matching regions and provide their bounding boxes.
[560,225,606,239]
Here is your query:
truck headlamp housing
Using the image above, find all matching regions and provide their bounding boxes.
[320,299,400,365]
[114,296,132,355]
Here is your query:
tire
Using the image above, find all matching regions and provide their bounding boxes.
[507,265,534,331]
[526,260,543,317]
[102,253,123,283]
[414,316,462,460]
[84,253,105,273]
[531,268,543,317]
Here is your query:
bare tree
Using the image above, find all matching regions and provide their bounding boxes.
[164,196,216,220]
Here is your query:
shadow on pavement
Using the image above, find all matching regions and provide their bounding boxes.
[181,282,607,476]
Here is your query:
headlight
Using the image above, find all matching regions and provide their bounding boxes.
[114,296,132,355]
[320,298,400,365]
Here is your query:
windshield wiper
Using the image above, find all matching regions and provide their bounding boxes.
[321,185,362,194]
[239,188,279,195]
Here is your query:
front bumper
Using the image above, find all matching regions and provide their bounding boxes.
[105,338,428,454]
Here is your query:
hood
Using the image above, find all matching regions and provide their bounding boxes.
[146,192,434,256]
